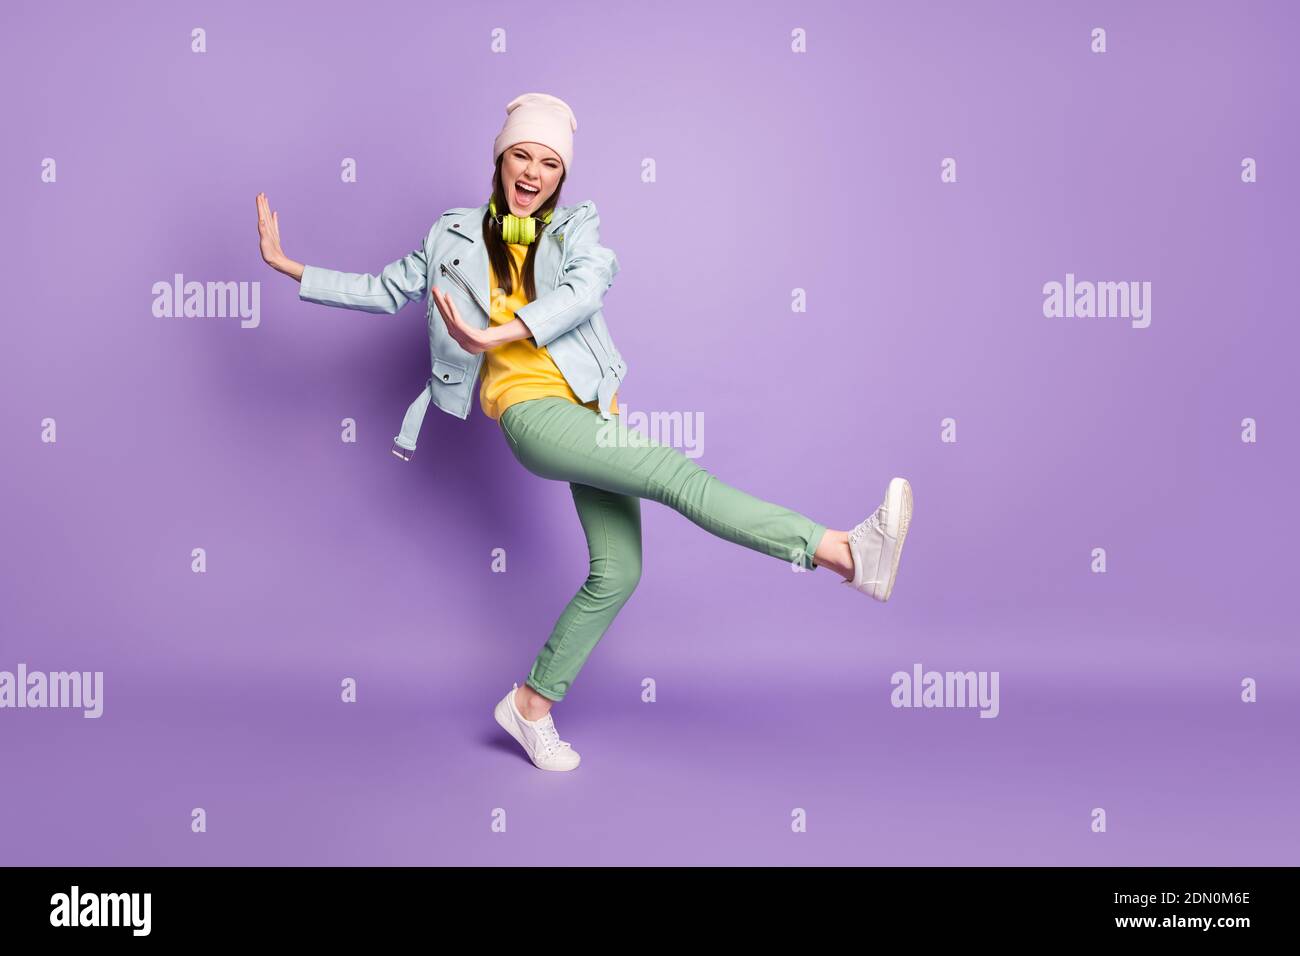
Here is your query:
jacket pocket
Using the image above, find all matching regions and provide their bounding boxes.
[431,356,469,384]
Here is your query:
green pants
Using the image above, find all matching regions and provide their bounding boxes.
[498,396,828,701]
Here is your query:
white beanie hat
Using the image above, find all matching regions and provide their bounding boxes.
[493,92,578,174]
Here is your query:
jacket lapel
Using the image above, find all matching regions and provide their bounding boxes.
[441,202,580,318]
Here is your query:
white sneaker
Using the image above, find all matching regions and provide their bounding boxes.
[493,682,581,771]
[842,477,913,602]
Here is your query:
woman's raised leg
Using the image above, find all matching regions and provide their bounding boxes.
[499,397,830,573]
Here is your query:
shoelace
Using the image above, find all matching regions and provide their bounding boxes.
[850,506,885,545]
[534,715,570,755]
[842,506,886,588]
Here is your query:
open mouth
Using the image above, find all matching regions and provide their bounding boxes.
[514,180,540,206]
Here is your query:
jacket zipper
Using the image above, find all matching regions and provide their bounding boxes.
[440,260,490,319]
[437,260,489,393]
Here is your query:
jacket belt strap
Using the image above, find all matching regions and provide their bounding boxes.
[391,377,433,460]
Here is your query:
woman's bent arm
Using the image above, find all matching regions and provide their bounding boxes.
[514,200,619,348]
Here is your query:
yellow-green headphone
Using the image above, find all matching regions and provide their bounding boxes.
[489,195,553,245]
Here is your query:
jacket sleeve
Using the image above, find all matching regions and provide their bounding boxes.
[514,200,620,349]
[298,230,432,315]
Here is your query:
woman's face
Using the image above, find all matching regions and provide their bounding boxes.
[501,142,564,218]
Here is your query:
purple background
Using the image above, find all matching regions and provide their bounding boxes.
[2,0,1296,865]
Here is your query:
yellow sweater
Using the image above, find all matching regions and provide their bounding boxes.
[478,241,619,421]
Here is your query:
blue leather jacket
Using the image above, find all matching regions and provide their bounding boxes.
[297,199,627,457]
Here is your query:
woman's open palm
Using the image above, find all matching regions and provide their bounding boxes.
[256,192,286,267]
[433,288,491,354]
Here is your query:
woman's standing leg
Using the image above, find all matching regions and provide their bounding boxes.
[519,482,643,710]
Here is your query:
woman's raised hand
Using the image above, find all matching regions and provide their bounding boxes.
[256,192,304,280]
[256,192,287,268]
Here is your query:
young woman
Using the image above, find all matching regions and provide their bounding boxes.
[256,92,914,773]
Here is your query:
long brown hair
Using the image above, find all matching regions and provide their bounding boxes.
[482,153,566,302]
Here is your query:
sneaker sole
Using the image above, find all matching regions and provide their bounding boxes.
[881,478,912,602]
